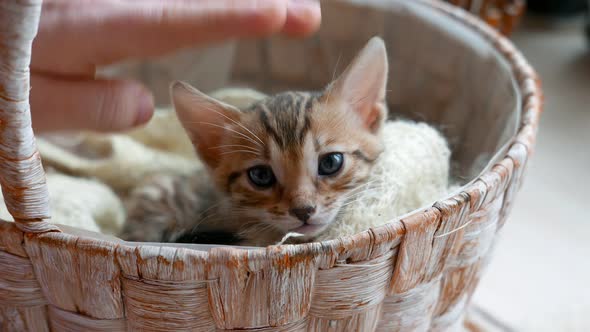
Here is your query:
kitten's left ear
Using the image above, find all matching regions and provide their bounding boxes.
[171,81,242,167]
[326,37,389,133]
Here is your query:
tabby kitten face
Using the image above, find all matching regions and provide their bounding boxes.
[172,37,388,239]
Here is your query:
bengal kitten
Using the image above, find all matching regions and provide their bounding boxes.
[121,37,389,246]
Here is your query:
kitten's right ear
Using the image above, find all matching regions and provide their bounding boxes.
[171,81,241,167]
[325,37,388,134]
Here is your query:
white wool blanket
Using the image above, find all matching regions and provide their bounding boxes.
[316,120,450,241]
[0,88,451,243]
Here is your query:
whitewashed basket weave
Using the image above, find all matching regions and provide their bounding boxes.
[0,0,541,331]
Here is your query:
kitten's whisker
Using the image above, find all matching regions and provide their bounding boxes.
[200,204,224,219]
[229,134,265,148]
[349,183,384,194]
[219,150,260,156]
[332,53,342,82]
[341,180,382,198]
[330,180,385,218]
[341,188,382,203]
[209,144,260,153]
[238,222,277,238]
[323,53,342,105]
[351,181,384,192]
[349,179,380,189]
[340,192,382,208]
[197,203,221,218]
[339,198,368,208]
[190,208,222,233]
[194,121,263,148]
[326,52,342,100]
[198,103,265,146]
[341,185,386,202]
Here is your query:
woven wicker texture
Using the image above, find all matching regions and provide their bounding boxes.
[446,0,525,35]
[0,0,541,331]
[0,0,53,234]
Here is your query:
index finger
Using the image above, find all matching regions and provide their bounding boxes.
[33,0,321,75]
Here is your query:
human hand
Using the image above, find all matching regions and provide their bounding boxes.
[31,0,321,133]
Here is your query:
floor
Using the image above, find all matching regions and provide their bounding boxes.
[471,16,590,332]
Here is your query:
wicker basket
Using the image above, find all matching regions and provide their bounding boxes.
[446,0,525,35]
[0,0,541,331]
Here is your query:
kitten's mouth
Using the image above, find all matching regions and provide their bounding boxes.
[290,223,327,235]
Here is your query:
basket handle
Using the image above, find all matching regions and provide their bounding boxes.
[0,0,57,233]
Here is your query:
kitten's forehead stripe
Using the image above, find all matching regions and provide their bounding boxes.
[253,92,320,152]
[299,115,311,145]
[297,94,313,145]
[259,108,283,148]
[304,93,316,111]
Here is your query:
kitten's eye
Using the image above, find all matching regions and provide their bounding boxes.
[247,166,276,188]
[318,153,344,176]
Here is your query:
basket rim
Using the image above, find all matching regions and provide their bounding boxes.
[16,0,543,259]
[192,0,540,255]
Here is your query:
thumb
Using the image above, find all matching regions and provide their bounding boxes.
[31,75,154,133]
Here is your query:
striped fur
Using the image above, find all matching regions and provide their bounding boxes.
[121,37,389,246]
[121,90,385,246]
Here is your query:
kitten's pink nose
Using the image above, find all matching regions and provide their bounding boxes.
[289,206,316,223]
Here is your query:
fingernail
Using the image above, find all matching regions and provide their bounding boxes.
[136,91,154,125]
[289,0,319,4]
[286,0,321,36]
[289,0,320,10]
